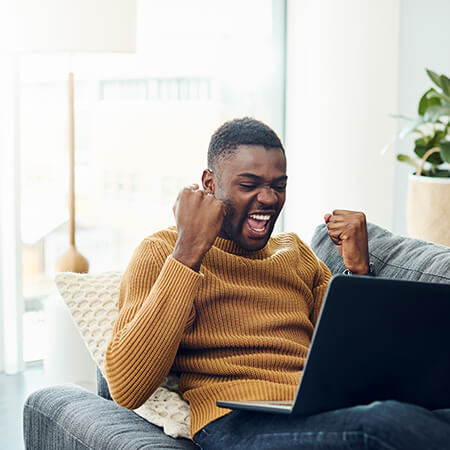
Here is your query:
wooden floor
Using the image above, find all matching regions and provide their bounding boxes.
[0,365,54,450]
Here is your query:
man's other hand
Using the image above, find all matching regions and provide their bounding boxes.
[172,184,226,272]
[324,210,369,275]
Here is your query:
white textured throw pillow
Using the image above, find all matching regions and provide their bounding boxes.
[54,271,191,439]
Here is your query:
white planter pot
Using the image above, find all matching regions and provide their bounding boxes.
[407,174,450,247]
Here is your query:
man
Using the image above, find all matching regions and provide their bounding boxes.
[105,118,450,449]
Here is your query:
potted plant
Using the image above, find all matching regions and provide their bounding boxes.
[396,69,450,247]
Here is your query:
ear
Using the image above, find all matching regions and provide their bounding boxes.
[202,169,215,194]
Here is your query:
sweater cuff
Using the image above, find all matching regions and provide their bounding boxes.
[161,256,205,299]
[166,255,205,279]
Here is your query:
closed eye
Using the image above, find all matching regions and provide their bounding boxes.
[239,183,287,192]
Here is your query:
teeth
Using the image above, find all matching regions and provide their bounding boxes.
[251,226,265,232]
[249,214,271,220]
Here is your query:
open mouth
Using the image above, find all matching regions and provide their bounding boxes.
[245,213,272,237]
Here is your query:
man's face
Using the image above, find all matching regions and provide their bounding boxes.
[204,145,287,251]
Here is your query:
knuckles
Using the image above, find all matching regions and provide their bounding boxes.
[176,187,225,216]
[329,211,366,225]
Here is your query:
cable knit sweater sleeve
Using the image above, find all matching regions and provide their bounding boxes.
[104,238,203,410]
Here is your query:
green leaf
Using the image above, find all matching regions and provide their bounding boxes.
[414,139,444,165]
[426,69,442,88]
[414,147,443,166]
[433,90,450,104]
[440,74,450,96]
[430,130,446,147]
[424,105,450,122]
[396,154,421,171]
[414,146,430,160]
[425,70,450,101]
[414,145,443,166]
[418,88,442,115]
[440,141,450,163]
[414,136,431,147]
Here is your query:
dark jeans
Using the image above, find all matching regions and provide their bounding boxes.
[194,401,450,449]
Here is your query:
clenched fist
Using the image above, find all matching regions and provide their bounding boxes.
[172,184,226,272]
[324,210,369,275]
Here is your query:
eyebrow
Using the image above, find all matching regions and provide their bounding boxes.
[236,173,288,182]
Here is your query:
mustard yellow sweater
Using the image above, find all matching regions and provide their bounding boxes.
[105,227,331,438]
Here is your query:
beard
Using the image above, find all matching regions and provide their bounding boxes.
[218,199,237,241]
[218,199,276,250]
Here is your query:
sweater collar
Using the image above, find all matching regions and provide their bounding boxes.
[213,235,271,259]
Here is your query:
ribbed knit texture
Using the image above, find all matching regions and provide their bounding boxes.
[105,226,331,438]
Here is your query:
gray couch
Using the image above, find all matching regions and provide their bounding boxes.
[23,223,450,449]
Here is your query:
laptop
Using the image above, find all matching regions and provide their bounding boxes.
[217,275,450,415]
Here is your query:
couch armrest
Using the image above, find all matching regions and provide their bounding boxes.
[24,385,197,449]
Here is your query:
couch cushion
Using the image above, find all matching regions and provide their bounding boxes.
[311,222,450,283]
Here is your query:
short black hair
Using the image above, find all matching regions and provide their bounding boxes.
[207,117,285,171]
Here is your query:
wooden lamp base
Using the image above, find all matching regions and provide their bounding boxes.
[55,245,89,273]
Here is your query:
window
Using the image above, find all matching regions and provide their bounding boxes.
[17,0,286,363]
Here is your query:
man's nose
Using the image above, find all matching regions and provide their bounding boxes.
[257,186,278,205]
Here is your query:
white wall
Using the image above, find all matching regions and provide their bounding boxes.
[284,0,400,243]
[393,0,450,235]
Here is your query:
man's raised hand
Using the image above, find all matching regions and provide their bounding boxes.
[172,184,226,272]
[324,210,370,275]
